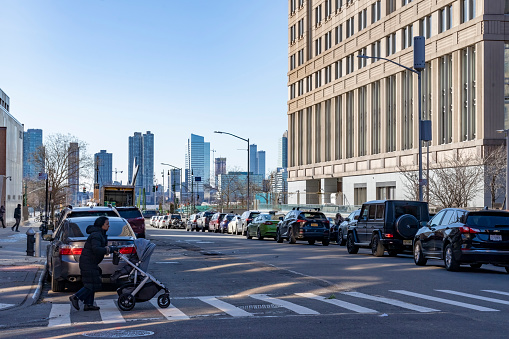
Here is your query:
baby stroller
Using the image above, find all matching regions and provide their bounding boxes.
[113,238,170,311]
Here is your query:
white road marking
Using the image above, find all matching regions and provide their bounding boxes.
[96,299,126,323]
[437,290,509,305]
[250,294,319,315]
[48,304,71,327]
[343,292,439,313]
[296,293,378,313]
[390,290,498,312]
[155,262,180,264]
[197,296,254,317]
[0,303,14,310]
[482,290,509,297]
[149,299,190,320]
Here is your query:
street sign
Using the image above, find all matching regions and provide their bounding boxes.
[195,177,201,182]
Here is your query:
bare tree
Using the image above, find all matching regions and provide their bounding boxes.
[217,168,243,210]
[32,134,93,218]
[397,165,420,201]
[483,144,507,208]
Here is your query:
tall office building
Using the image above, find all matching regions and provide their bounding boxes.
[287,0,504,207]
[94,150,112,188]
[23,129,43,179]
[128,131,154,204]
[248,144,266,177]
[256,150,266,178]
[68,142,79,205]
[169,169,181,202]
[185,134,210,203]
[214,157,227,187]
[278,130,288,169]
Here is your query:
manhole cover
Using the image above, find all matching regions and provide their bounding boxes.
[82,330,154,338]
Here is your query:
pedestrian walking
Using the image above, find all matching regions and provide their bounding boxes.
[335,212,344,226]
[12,204,21,232]
[0,205,5,228]
[69,216,117,311]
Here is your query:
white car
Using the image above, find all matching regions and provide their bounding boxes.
[155,216,164,228]
[160,215,170,229]
[227,215,240,234]
[149,216,158,226]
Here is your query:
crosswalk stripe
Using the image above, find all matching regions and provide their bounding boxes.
[343,292,439,313]
[0,303,14,310]
[390,290,499,312]
[48,304,71,327]
[250,294,320,315]
[482,290,509,297]
[296,293,378,313]
[149,300,190,320]
[197,297,253,317]
[96,299,125,323]
[436,290,509,305]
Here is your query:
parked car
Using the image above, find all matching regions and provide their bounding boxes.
[115,206,146,238]
[45,216,136,292]
[240,210,261,236]
[227,215,241,234]
[337,209,361,246]
[142,210,158,219]
[209,213,226,233]
[276,208,330,246]
[154,216,164,228]
[220,214,236,233]
[197,211,216,232]
[54,206,121,232]
[159,215,170,229]
[170,214,184,229]
[246,213,281,240]
[149,216,158,227]
[347,200,429,257]
[186,214,199,231]
[413,208,509,272]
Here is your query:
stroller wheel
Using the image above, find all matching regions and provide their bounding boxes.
[157,293,171,308]
[118,293,136,311]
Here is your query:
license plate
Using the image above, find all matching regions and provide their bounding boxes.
[490,234,502,241]
[311,223,318,227]
[403,240,412,246]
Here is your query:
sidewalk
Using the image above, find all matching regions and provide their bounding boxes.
[0,218,46,312]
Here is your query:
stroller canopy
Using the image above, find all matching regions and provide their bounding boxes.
[134,238,156,272]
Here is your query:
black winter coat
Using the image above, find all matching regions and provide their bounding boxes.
[79,225,108,291]
[14,206,21,219]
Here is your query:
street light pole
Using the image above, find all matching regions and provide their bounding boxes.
[214,131,250,210]
[161,163,183,212]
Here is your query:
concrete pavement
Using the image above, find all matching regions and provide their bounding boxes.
[0,218,46,312]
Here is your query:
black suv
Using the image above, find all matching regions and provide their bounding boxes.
[347,200,429,256]
[276,208,330,246]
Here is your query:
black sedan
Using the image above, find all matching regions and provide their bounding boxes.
[413,208,509,272]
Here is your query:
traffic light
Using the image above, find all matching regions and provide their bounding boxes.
[152,186,156,192]
[83,187,86,193]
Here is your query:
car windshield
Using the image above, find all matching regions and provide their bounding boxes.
[204,212,215,217]
[300,212,327,220]
[225,215,235,221]
[250,212,261,218]
[64,219,134,239]
[258,214,271,221]
[171,215,181,219]
[466,213,509,228]
[117,209,142,219]
[394,204,423,220]
[68,211,118,218]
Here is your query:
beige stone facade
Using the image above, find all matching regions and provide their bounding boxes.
[286,0,508,207]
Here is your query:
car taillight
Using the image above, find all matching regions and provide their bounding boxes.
[119,246,136,254]
[247,218,252,222]
[385,233,394,238]
[60,246,82,255]
[460,226,481,234]
[296,219,306,223]
[264,221,272,225]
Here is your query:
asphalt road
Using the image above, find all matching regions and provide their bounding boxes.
[1,225,508,339]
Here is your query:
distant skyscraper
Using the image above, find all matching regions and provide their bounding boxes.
[128,131,154,204]
[169,169,181,202]
[23,129,43,179]
[249,144,257,174]
[68,142,79,205]
[185,134,210,202]
[256,150,266,178]
[94,150,112,188]
[278,130,288,169]
[214,157,226,187]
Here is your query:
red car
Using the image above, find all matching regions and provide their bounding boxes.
[115,207,146,238]
[209,213,226,233]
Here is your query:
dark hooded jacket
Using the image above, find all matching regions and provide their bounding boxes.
[79,225,108,290]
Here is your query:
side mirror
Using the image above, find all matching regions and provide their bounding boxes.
[43,234,53,241]
[419,221,427,227]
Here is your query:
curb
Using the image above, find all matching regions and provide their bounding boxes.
[30,261,47,305]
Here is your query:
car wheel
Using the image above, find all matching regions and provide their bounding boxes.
[413,240,427,266]
[338,229,346,246]
[444,244,459,271]
[308,239,315,245]
[288,228,296,244]
[186,226,190,232]
[346,233,359,254]
[246,229,252,239]
[322,239,330,246]
[470,263,482,269]
[371,234,384,257]
[276,229,283,243]
[257,228,264,240]
[51,265,65,292]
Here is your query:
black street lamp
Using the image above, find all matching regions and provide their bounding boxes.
[214,131,250,209]
[161,163,182,211]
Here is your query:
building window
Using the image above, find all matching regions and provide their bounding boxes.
[402,0,412,6]
[439,54,453,144]
[289,83,296,100]
[290,113,295,167]
[387,0,396,15]
[324,65,332,84]
[376,186,395,199]
[346,91,354,158]
[298,110,304,165]
[461,46,476,141]
[386,75,396,152]
[358,86,367,157]
[325,0,332,17]
[371,40,381,62]
[335,95,343,160]
[291,0,296,13]
[290,25,296,43]
[346,17,354,38]
[461,0,476,23]
[325,31,332,51]
[371,81,381,154]
[386,33,396,56]
[358,9,367,31]
[372,1,381,23]
[402,70,413,150]
[335,60,343,79]
[325,99,332,161]
[439,5,452,33]
[421,61,432,121]
[299,0,304,7]
[290,54,296,70]
[315,37,322,57]
[306,107,312,164]
[402,24,413,49]
[298,18,305,38]
[358,48,367,69]
[298,79,305,96]
[354,186,367,205]
[346,54,354,74]
[298,49,305,66]
[315,4,323,26]
[336,0,343,11]
[315,103,321,163]
[335,24,343,44]
[315,70,322,88]
[420,15,432,39]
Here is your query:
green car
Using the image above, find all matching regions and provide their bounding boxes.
[246,213,281,240]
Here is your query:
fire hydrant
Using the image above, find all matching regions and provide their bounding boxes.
[26,228,35,256]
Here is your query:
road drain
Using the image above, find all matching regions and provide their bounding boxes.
[239,304,282,310]
[82,330,154,338]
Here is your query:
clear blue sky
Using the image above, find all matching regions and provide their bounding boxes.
[0,0,288,186]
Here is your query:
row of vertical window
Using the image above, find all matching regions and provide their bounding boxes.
[288,46,476,167]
